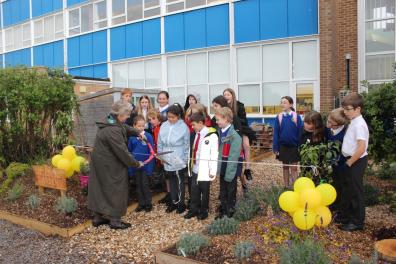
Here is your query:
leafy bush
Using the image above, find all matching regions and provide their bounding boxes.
[0,67,77,165]
[279,239,331,264]
[176,233,210,257]
[234,241,255,261]
[262,185,284,214]
[348,252,378,264]
[377,162,396,180]
[55,196,78,215]
[362,82,396,163]
[206,217,239,235]
[26,194,41,209]
[80,162,90,175]
[233,195,260,221]
[364,184,380,206]
[0,162,30,195]
[7,182,24,201]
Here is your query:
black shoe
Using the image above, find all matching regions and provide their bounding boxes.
[244,169,253,181]
[339,223,364,232]
[135,205,145,212]
[158,193,170,204]
[184,211,198,219]
[144,204,153,212]
[109,221,131,230]
[92,217,110,227]
[166,204,177,213]
[176,204,186,214]
[197,211,208,220]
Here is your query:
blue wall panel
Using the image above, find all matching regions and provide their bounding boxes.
[80,65,93,78]
[3,0,30,27]
[53,41,64,68]
[33,45,44,66]
[126,23,143,58]
[41,0,53,16]
[184,9,206,50]
[234,0,260,43]
[142,18,161,56]
[93,64,108,78]
[43,44,54,67]
[33,40,64,68]
[67,0,87,7]
[93,30,107,64]
[5,48,31,67]
[53,0,62,12]
[79,33,93,66]
[68,68,80,76]
[68,37,80,67]
[68,31,107,67]
[164,14,184,52]
[110,26,126,61]
[288,0,318,36]
[32,0,42,18]
[260,0,288,40]
[206,4,229,47]
[32,0,63,17]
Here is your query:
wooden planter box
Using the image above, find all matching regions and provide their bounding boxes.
[155,250,208,264]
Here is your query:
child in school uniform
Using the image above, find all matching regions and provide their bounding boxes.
[325,108,349,215]
[128,115,155,212]
[215,107,242,219]
[300,110,326,146]
[184,113,219,220]
[273,96,303,188]
[338,93,369,232]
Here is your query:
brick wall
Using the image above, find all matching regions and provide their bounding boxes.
[319,0,358,112]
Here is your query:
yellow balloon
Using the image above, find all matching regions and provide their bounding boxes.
[62,146,76,160]
[316,184,337,206]
[65,168,74,178]
[299,188,322,210]
[293,177,315,194]
[315,206,332,227]
[57,158,71,172]
[71,156,85,173]
[51,154,63,167]
[293,208,316,230]
[279,191,300,212]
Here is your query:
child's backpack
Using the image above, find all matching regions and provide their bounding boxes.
[278,111,298,127]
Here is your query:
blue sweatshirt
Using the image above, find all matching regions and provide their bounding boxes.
[127,131,155,176]
[273,113,303,152]
[325,126,347,143]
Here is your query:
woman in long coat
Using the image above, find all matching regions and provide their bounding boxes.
[88,100,142,230]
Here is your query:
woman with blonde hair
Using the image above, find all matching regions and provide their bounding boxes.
[135,95,154,130]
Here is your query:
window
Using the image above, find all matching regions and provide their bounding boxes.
[292,41,317,79]
[112,0,160,26]
[0,31,3,53]
[296,83,314,114]
[262,43,289,82]
[166,0,226,13]
[5,29,13,51]
[239,84,260,113]
[4,22,31,52]
[34,13,64,45]
[262,82,289,114]
[237,46,261,82]
[112,57,162,89]
[70,2,106,36]
[167,55,185,86]
[364,0,395,82]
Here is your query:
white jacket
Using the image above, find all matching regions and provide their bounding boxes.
[189,127,219,181]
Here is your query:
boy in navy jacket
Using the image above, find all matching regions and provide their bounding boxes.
[128,115,155,212]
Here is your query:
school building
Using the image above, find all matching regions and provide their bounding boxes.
[0,0,393,124]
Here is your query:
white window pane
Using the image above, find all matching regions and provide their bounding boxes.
[296,83,314,114]
[69,9,80,35]
[186,0,205,9]
[55,14,64,38]
[129,61,144,88]
[14,26,22,49]
[113,63,128,88]
[187,52,207,85]
[237,46,261,82]
[262,43,289,82]
[365,19,395,52]
[113,0,125,16]
[209,84,229,113]
[188,85,208,106]
[167,2,184,12]
[34,20,43,42]
[209,50,229,83]
[366,0,395,20]
[168,87,185,105]
[5,29,13,51]
[127,0,143,21]
[112,16,126,25]
[262,82,289,114]
[95,1,107,21]
[44,16,55,42]
[167,55,185,86]
[144,7,160,17]
[81,4,93,33]
[238,84,260,114]
[366,53,395,80]
[23,24,31,47]
[293,41,317,79]
[144,0,159,8]
[145,59,161,88]
[0,32,2,51]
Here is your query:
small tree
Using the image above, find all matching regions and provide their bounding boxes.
[0,67,77,165]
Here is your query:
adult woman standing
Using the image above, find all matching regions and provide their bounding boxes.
[183,93,199,113]
[223,88,256,182]
[88,100,143,230]
[157,91,170,122]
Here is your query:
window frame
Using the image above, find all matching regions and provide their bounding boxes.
[34,12,64,45]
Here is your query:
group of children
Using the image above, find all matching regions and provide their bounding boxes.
[273,93,369,232]
[120,87,369,231]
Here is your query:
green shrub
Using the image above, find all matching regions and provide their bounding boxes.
[7,182,24,201]
[26,194,41,209]
[55,196,78,215]
[80,162,90,175]
[176,233,210,257]
[233,195,260,221]
[206,217,239,235]
[364,184,380,206]
[262,185,284,214]
[0,162,30,195]
[234,241,255,261]
[279,239,331,264]
[348,252,378,264]
[377,162,396,180]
